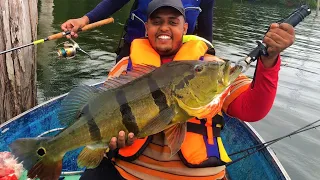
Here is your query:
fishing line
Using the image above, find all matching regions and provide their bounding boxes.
[284,9,317,113]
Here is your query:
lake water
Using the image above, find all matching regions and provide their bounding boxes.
[36,0,320,179]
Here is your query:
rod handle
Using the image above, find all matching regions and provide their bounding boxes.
[47,17,115,41]
[245,5,311,64]
[280,5,311,27]
[80,17,114,32]
[47,32,66,41]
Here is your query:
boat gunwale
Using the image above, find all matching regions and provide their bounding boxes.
[0,81,103,129]
[241,121,291,180]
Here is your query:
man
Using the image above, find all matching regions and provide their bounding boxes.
[61,0,215,62]
[80,0,295,179]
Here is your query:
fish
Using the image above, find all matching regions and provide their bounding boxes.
[9,60,242,180]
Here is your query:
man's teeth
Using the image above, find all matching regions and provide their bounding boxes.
[158,35,171,40]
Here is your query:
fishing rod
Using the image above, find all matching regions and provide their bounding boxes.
[229,119,320,157]
[236,5,311,72]
[225,5,312,166]
[0,17,114,55]
[226,119,320,166]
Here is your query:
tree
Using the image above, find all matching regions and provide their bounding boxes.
[0,0,38,123]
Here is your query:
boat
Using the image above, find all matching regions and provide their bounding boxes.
[0,82,290,180]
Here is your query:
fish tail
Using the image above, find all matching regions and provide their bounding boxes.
[9,137,64,180]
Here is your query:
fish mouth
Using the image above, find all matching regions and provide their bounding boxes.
[208,60,225,70]
[206,60,226,84]
[175,87,231,118]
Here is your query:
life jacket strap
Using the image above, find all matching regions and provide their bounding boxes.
[189,115,224,137]
[179,114,227,168]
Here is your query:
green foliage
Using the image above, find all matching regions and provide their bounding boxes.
[231,0,317,8]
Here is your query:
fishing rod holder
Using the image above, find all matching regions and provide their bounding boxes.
[56,38,94,59]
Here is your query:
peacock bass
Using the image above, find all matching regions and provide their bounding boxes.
[9,60,242,180]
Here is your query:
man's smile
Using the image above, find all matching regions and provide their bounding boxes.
[157,34,172,43]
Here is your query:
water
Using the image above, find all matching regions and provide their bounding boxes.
[36,0,320,179]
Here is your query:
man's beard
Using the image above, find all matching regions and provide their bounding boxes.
[156,46,173,55]
[156,42,182,56]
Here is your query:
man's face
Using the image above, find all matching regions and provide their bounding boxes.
[145,7,188,56]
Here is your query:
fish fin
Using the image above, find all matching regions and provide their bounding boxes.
[138,108,175,137]
[104,64,157,89]
[9,137,63,180]
[77,146,107,168]
[229,64,242,83]
[222,60,230,86]
[58,85,100,126]
[164,123,187,157]
[228,60,243,84]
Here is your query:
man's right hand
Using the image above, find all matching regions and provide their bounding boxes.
[61,16,90,38]
[109,131,135,150]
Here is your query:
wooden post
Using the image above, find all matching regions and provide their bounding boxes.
[0,0,38,123]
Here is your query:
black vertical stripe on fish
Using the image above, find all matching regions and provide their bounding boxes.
[147,77,168,111]
[82,104,102,141]
[175,74,195,90]
[116,90,140,134]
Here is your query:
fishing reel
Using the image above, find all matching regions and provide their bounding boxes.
[56,38,94,59]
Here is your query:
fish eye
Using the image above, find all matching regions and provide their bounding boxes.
[194,65,203,72]
[37,147,46,157]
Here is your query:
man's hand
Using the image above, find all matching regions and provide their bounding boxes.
[60,16,90,39]
[261,23,295,68]
[109,131,135,150]
[203,55,225,62]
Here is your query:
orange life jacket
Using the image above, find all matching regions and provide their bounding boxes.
[116,38,232,167]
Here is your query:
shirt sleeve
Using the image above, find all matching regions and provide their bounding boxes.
[226,56,281,122]
[86,0,131,23]
[197,0,214,42]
